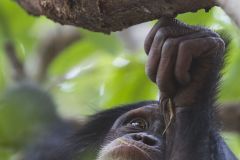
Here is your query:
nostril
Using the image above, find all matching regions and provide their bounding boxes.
[132,134,142,141]
[131,134,158,146]
[142,136,157,146]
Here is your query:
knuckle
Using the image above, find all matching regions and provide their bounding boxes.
[162,39,171,51]
[162,38,178,57]
[145,65,156,82]
[215,37,225,50]
[179,40,191,49]
[207,37,226,54]
[178,40,192,53]
[178,40,188,49]
[144,37,151,52]
[202,29,219,37]
[156,78,164,90]
[175,68,182,78]
[167,38,179,46]
[175,70,184,82]
[155,28,169,41]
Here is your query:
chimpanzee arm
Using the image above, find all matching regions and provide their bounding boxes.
[145,17,237,160]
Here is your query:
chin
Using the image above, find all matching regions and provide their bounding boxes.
[97,138,155,160]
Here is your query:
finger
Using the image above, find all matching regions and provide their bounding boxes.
[146,25,189,82]
[174,37,225,106]
[156,38,178,97]
[172,32,217,85]
[146,28,171,82]
[144,17,178,54]
[175,37,223,85]
[145,18,219,55]
[147,28,218,85]
[175,49,192,85]
[144,21,162,54]
[156,32,211,95]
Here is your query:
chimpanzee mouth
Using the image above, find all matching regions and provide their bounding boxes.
[97,138,153,160]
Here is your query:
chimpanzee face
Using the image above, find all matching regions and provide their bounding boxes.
[97,104,166,160]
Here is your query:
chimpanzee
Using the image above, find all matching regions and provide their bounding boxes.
[25,17,237,160]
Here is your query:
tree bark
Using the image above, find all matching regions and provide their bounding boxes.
[15,0,216,33]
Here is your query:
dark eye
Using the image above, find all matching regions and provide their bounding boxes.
[128,118,148,130]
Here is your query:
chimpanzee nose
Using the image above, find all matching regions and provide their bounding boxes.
[130,133,159,146]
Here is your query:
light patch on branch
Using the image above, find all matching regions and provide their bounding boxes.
[26,26,82,82]
[217,0,240,27]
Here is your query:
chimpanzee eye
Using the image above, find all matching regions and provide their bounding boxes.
[128,118,148,130]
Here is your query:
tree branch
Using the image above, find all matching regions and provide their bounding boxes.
[27,26,82,82]
[4,41,26,81]
[15,0,216,33]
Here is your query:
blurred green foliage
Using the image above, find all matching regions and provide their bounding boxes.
[0,0,240,159]
[0,84,58,147]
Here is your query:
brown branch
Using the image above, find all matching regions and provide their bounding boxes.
[4,41,26,81]
[218,103,240,133]
[15,0,42,16]
[15,0,216,33]
[27,26,82,82]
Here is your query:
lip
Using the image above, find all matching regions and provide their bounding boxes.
[101,139,153,160]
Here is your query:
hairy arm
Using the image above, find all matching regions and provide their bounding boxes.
[145,17,236,160]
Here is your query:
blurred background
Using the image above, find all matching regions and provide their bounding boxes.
[0,1,240,159]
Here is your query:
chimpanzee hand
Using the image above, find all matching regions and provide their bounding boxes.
[145,17,225,107]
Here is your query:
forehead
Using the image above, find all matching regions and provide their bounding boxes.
[129,104,160,113]
[118,104,162,120]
